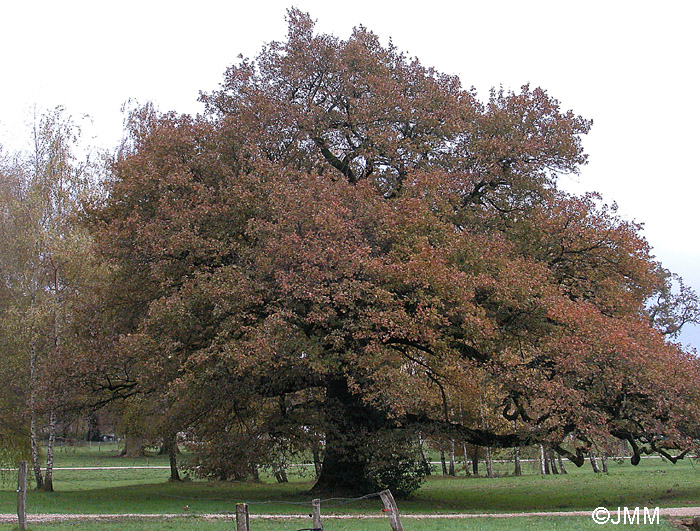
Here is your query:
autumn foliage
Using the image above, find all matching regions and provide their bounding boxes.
[76,10,700,494]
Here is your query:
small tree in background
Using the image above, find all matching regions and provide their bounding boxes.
[0,108,100,490]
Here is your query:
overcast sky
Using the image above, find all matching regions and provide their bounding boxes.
[1,0,698,348]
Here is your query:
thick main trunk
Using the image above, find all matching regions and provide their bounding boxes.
[311,377,385,494]
[119,435,146,457]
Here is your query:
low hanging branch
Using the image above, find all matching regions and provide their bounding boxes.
[610,429,690,465]
[402,413,583,462]
[552,444,586,467]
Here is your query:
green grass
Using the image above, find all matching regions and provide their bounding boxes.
[0,443,695,529]
[7,455,695,516]
[0,516,677,531]
[41,442,171,468]
[412,461,700,513]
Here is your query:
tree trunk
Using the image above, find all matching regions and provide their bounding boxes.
[311,377,385,494]
[169,448,180,481]
[513,446,522,476]
[86,412,101,442]
[43,261,61,493]
[589,452,601,473]
[463,442,470,476]
[30,414,44,490]
[449,440,456,476]
[29,342,44,490]
[274,452,288,483]
[159,438,181,456]
[40,412,57,492]
[558,452,567,474]
[601,453,608,474]
[311,439,323,479]
[485,446,495,478]
[548,448,559,475]
[119,434,146,457]
[539,445,548,475]
[161,435,181,481]
[418,432,431,476]
[440,447,448,476]
[472,446,479,476]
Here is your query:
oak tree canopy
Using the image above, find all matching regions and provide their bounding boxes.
[82,9,700,494]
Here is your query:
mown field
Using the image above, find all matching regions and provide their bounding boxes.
[0,516,678,531]
[0,443,695,529]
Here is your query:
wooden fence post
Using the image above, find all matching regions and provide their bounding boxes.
[17,461,27,531]
[312,498,322,529]
[236,502,250,531]
[379,489,403,531]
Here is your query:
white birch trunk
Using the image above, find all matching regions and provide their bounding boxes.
[29,342,44,490]
[42,412,57,491]
[539,444,547,475]
[485,446,495,478]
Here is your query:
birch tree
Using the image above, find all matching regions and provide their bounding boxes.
[0,108,98,491]
[0,150,31,467]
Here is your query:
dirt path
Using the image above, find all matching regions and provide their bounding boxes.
[1,507,699,523]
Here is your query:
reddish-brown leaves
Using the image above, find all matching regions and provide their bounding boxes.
[83,9,700,481]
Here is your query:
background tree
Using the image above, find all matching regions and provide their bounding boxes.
[0,149,32,467]
[0,108,99,490]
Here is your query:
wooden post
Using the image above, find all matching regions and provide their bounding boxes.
[312,498,322,529]
[236,502,250,531]
[17,461,27,531]
[379,489,403,531]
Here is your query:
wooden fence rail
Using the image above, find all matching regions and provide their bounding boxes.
[13,466,400,531]
[234,490,401,530]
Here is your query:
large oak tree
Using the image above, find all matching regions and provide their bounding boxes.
[83,10,700,494]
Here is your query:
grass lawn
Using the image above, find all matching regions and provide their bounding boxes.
[0,515,677,530]
[0,443,695,529]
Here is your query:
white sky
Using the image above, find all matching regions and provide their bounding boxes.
[1,0,698,348]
